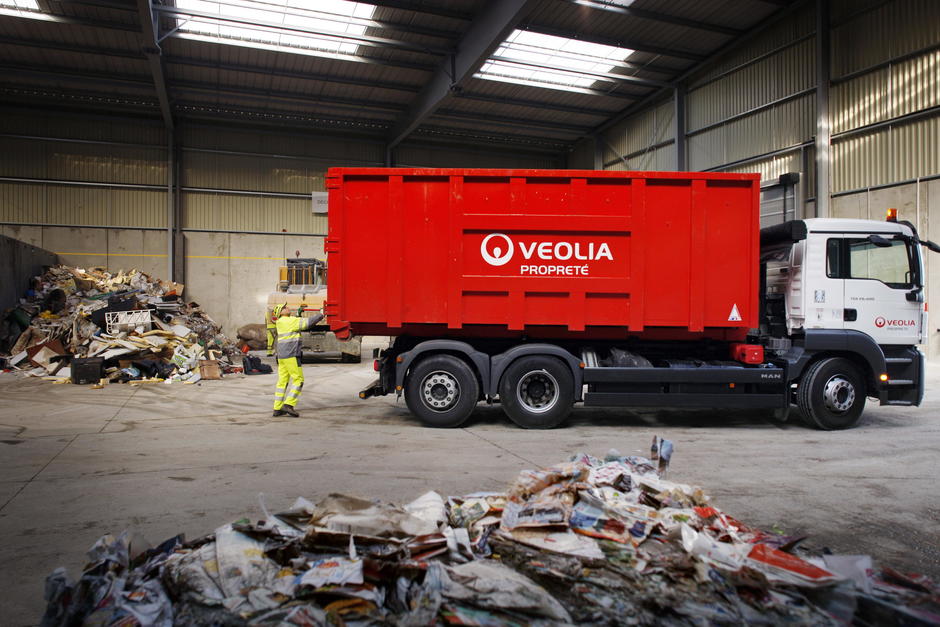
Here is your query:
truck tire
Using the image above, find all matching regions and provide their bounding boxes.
[499,356,574,429]
[796,357,866,430]
[405,354,479,428]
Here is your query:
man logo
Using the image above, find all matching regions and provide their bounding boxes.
[481,233,514,266]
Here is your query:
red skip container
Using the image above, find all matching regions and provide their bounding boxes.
[326,168,760,342]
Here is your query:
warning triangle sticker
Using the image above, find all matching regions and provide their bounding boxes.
[728,304,742,321]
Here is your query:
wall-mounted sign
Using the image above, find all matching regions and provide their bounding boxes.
[311,191,329,214]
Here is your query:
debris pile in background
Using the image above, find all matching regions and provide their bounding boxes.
[0,265,241,384]
[41,438,939,626]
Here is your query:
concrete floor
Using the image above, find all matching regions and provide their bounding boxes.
[1,342,938,625]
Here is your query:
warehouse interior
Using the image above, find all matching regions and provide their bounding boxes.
[2,0,939,623]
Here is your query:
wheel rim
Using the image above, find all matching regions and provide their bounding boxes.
[515,369,559,414]
[422,371,460,412]
[823,375,856,413]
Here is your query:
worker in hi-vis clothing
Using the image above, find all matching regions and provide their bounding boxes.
[265,306,277,356]
[271,303,323,417]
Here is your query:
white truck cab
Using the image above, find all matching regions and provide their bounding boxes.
[761,215,934,429]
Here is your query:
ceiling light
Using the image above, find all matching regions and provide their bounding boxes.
[0,0,58,21]
[173,0,376,59]
[476,29,634,93]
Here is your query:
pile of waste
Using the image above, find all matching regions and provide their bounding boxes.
[41,439,939,626]
[0,265,241,385]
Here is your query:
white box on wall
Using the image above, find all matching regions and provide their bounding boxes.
[311,192,328,214]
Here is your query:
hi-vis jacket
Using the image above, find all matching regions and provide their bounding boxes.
[274,312,323,359]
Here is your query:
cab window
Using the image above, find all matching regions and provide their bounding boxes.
[826,237,915,288]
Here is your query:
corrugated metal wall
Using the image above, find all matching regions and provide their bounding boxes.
[596,0,939,218]
[566,137,595,169]
[0,112,170,228]
[1,108,563,236]
[830,0,940,194]
[599,100,674,171]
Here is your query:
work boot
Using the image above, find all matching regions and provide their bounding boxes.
[272,409,287,417]
[282,404,299,417]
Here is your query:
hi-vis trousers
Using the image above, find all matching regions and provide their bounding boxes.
[266,324,276,355]
[273,357,304,410]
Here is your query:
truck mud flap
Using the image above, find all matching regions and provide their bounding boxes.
[582,366,788,409]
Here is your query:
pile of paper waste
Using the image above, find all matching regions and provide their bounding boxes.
[41,438,939,626]
[0,265,240,384]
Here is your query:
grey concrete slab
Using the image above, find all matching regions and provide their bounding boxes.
[0,344,938,624]
[1,225,44,248]
[43,227,108,269]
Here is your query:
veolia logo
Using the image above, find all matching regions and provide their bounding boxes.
[480,232,615,267]
[481,233,514,266]
[875,316,916,328]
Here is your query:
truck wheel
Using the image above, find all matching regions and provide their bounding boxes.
[796,357,866,430]
[500,356,574,429]
[405,355,479,428]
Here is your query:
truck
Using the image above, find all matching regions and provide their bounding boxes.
[267,257,361,362]
[325,168,936,430]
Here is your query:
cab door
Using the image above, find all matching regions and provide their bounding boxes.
[839,236,921,345]
[800,233,845,331]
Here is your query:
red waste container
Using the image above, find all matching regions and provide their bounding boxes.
[326,168,760,342]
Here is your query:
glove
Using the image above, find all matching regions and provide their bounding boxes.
[296,307,304,316]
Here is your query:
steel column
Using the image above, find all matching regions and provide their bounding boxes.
[387,0,538,149]
[166,132,175,281]
[674,86,686,171]
[138,0,174,130]
[815,0,831,218]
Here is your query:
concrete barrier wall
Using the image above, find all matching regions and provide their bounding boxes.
[0,232,59,312]
[0,225,322,336]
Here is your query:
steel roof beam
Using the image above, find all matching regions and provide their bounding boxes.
[138,0,173,130]
[416,125,569,149]
[522,24,706,61]
[387,0,539,149]
[171,81,405,113]
[565,0,743,36]
[0,35,143,60]
[0,38,428,91]
[0,64,404,114]
[163,56,424,93]
[0,64,154,88]
[456,92,624,115]
[165,50,436,73]
[433,109,592,133]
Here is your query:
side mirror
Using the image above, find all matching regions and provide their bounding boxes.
[923,240,940,254]
[868,234,893,248]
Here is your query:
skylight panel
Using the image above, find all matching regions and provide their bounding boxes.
[477,29,634,93]
[173,0,377,59]
[0,0,57,21]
